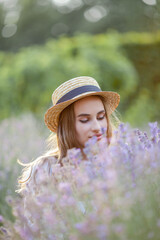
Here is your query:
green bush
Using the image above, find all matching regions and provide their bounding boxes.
[120,31,160,125]
[0,31,160,126]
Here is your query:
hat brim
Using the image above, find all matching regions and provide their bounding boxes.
[44,91,120,132]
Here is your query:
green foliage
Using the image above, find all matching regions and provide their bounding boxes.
[0,31,160,126]
[1,0,160,51]
[0,32,138,120]
[119,32,160,124]
[123,89,156,126]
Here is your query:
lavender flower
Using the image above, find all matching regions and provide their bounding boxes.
[1,121,160,240]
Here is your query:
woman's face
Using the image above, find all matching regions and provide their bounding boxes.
[74,96,107,147]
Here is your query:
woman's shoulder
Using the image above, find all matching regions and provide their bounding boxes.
[32,154,58,174]
[34,154,59,171]
[17,154,59,194]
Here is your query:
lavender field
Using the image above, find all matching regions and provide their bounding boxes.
[0,114,47,221]
[0,115,160,240]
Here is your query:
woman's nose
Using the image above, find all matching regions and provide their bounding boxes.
[91,119,101,132]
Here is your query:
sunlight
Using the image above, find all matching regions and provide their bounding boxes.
[84,5,108,22]
[1,0,18,9]
[52,0,71,7]
[4,11,19,25]
[2,24,17,38]
[142,0,157,5]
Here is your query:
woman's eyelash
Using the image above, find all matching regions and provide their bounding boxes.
[79,115,105,123]
[98,115,105,120]
[80,119,88,123]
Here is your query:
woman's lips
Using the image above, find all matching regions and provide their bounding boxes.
[89,134,102,141]
[95,134,102,141]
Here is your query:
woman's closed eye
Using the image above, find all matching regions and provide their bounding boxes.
[97,114,105,120]
[79,118,89,123]
[79,114,105,123]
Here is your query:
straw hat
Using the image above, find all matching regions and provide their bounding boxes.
[45,76,120,132]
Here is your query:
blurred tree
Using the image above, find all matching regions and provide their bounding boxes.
[0,32,160,126]
[0,33,138,121]
[0,0,160,51]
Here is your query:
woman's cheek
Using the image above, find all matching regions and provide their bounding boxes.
[101,118,107,128]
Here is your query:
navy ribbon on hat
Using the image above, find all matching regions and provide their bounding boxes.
[56,85,101,105]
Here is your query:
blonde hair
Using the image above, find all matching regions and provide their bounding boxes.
[17,96,120,193]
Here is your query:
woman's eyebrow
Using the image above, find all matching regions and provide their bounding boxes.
[98,110,105,114]
[77,110,105,117]
[77,113,90,117]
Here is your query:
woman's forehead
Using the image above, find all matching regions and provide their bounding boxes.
[74,96,105,114]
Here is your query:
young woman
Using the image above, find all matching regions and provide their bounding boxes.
[17,76,120,193]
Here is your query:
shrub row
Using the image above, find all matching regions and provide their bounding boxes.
[0,31,160,126]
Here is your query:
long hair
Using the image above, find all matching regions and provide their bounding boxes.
[17,96,120,193]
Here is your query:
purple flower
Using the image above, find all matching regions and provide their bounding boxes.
[1,120,160,240]
[0,215,3,223]
[58,182,72,195]
[67,148,82,165]
[0,227,8,235]
[75,221,90,234]
[96,224,108,240]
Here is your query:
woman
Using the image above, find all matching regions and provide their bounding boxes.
[17,76,120,193]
